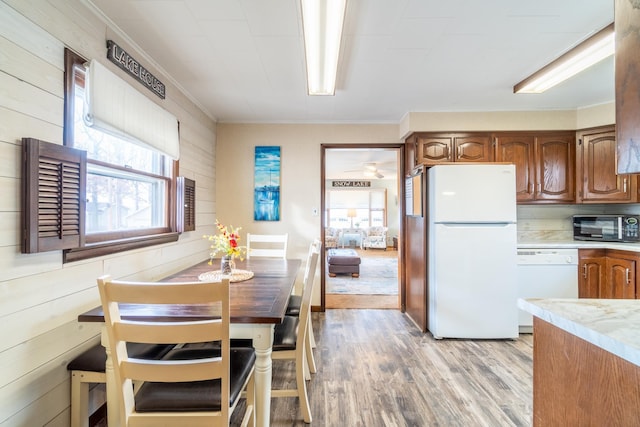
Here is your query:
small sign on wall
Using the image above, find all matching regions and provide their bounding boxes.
[332,180,371,187]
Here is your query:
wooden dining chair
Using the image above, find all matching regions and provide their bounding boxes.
[96,275,255,427]
[271,248,320,423]
[246,233,288,259]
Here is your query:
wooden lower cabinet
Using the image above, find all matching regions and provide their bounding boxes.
[578,249,639,299]
[578,249,605,298]
[532,317,640,426]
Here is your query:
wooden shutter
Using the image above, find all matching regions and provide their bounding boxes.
[22,138,86,253]
[176,176,195,232]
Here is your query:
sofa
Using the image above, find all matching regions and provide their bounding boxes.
[362,226,388,250]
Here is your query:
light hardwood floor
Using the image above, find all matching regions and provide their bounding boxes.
[231,309,533,426]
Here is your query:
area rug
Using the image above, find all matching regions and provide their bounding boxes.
[326,250,398,295]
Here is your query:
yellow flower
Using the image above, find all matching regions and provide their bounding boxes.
[203,220,246,264]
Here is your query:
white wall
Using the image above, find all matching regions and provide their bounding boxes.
[215,123,401,305]
[399,104,616,138]
[0,1,216,425]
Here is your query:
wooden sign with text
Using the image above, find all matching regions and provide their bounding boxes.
[106,40,166,99]
[332,180,371,187]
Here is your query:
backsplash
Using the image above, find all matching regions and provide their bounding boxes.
[516,204,640,241]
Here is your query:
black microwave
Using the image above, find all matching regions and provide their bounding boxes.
[573,215,640,242]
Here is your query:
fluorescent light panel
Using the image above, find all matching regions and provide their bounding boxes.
[301,0,346,96]
[514,23,614,94]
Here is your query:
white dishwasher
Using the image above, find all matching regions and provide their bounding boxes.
[517,248,579,333]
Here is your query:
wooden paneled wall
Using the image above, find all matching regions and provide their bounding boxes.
[0,1,217,425]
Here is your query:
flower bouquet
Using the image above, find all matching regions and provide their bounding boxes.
[203,220,247,275]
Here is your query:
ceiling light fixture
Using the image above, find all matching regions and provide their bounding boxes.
[301,0,347,96]
[513,23,614,94]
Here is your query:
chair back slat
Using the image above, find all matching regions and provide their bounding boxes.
[116,320,225,345]
[246,233,288,259]
[105,280,225,304]
[122,358,223,383]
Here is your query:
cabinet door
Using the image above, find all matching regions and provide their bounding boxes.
[454,136,493,162]
[495,135,536,202]
[578,255,605,298]
[415,136,452,165]
[535,134,575,202]
[579,129,635,202]
[604,256,636,299]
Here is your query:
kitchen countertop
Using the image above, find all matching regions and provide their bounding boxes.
[517,298,640,367]
[517,239,640,252]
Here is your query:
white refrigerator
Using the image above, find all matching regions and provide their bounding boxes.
[427,164,518,339]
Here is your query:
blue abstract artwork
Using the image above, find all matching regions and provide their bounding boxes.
[254,146,281,221]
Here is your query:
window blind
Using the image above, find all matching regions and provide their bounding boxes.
[83,59,180,159]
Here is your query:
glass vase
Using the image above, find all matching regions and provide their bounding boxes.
[220,255,235,275]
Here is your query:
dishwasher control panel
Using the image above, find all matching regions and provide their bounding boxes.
[517,249,578,265]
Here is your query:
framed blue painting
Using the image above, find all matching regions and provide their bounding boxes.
[254,146,281,221]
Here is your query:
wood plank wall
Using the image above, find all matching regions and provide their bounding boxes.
[0,1,217,425]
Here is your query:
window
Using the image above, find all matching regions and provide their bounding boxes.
[326,189,387,229]
[61,49,179,261]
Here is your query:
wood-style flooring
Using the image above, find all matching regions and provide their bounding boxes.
[231,309,533,426]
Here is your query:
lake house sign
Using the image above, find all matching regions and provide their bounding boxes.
[106,40,166,99]
[332,180,371,187]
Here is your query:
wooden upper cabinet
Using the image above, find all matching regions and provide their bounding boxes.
[454,136,493,162]
[494,135,536,202]
[415,136,452,164]
[577,126,636,203]
[615,0,640,174]
[494,132,574,203]
[535,133,575,203]
[412,133,492,165]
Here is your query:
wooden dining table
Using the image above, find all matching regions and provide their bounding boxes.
[78,257,301,427]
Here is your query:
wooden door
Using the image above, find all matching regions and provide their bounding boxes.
[578,250,605,298]
[494,135,536,202]
[579,128,635,202]
[454,136,493,162]
[604,256,636,299]
[415,136,452,165]
[535,134,575,203]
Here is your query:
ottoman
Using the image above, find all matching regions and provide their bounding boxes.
[327,248,361,278]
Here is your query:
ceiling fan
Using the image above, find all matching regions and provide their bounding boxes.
[343,162,387,179]
[362,162,384,179]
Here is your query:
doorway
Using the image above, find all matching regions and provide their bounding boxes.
[321,144,405,310]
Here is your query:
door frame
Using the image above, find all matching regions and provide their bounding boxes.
[320,143,406,311]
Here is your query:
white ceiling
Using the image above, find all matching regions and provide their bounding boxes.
[86,0,615,125]
[326,148,399,180]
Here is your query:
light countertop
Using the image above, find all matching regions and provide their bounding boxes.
[517,239,640,252]
[518,298,640,367]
